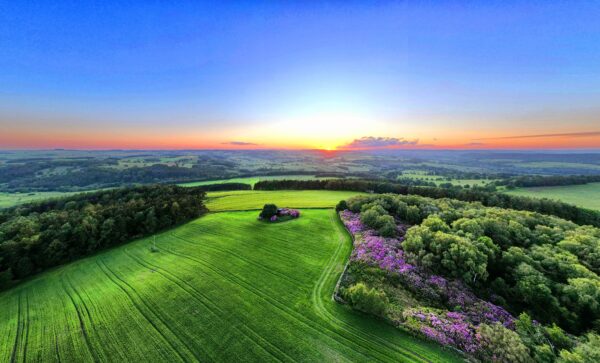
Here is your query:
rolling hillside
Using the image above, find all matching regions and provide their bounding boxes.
[0,192,460,362]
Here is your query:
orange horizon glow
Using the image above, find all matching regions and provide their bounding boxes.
[3,113,600,151]
[2,130,600,151]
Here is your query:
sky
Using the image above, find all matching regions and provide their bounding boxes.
[1,1,600,150]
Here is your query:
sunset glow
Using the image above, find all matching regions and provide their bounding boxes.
[1,2,600,150]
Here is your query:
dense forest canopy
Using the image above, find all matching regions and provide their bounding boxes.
[339,193,600,362]
[497,175,600,188]
[344,194,600,333]
[0,185,207,289]
[255,179,600,228]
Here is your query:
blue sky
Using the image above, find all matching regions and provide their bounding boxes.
[1,1,600,149]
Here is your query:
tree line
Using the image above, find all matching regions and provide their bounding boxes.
[496,174,600,188]
[0,185,208,290]
[254,179,600,228]
[191,182,251,191]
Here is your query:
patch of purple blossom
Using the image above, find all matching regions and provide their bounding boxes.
[352,235,414,274]
[405,309,480,353]
[260,208,301,222]
[339,208,517,353]
[340,210,364,234]
[278,208,300,218]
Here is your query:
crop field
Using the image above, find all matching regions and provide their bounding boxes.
[399,172,493,187]
[514,161,600,170]
[0,191,81,209]
[205,190,364,211]
[179,175,338,188]
[0,203,460,362]
[505,182,600,211]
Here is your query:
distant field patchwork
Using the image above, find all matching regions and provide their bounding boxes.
[505,182,600,210]
[0,209,460,362]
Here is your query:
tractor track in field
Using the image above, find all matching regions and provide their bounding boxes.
[185,209,432,362]
[65,273,101,354]
[308,212,428,363]
[95,259,198,363]
[156,242,369,361]
[0,208,459,363]
[159,237,413,362]
[120,250,236,362]
[176,224,300,265]
[22,293,29,363]
[52,318,62,363]
[171,232,306,287]
[312,212,434,363]
[60,272,100,363]
[10,292,23,363]
[123,248,295,363]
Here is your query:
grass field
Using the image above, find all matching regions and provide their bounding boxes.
[0,203,461,362]
[505,182,600,211]
[179,175,338,188]
[205,190,365,211]
[399,172,493,187]
[514,161,600,170]
[0,191,81,209]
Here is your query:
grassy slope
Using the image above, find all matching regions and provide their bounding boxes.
[0,190,462,362]
[505,182,600,211]
[0,209,460,362]
[205,190,365,211]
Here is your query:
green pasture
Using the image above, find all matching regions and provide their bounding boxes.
[514,161,600,170]
[0,191,461,362]
[505,182,600,211]
[399,171,493,187]
[205,190,364,211]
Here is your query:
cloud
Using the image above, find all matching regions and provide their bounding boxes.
[221,141,258,146]
[340,136,418,149]
[463,142,486,146]
[474,131,600,140]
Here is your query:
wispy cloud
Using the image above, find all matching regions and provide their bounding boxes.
[340,136,418,149]
[474,131,600,140]
[221,141,258,146]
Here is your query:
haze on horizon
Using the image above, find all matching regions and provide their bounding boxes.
[1,1,600,151]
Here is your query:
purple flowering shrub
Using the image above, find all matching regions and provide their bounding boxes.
[404,308,479,353]
[339,209,517,356]
[278,208,300,218]
[259,206,301,222]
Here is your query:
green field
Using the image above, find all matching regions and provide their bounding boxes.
[205,190,365,211]
[0,191,81,209]
[0,191,461,362]
[179,175,338,188]
[505,182,600,211]
[399,171,493,187]
[514,161,600,170]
